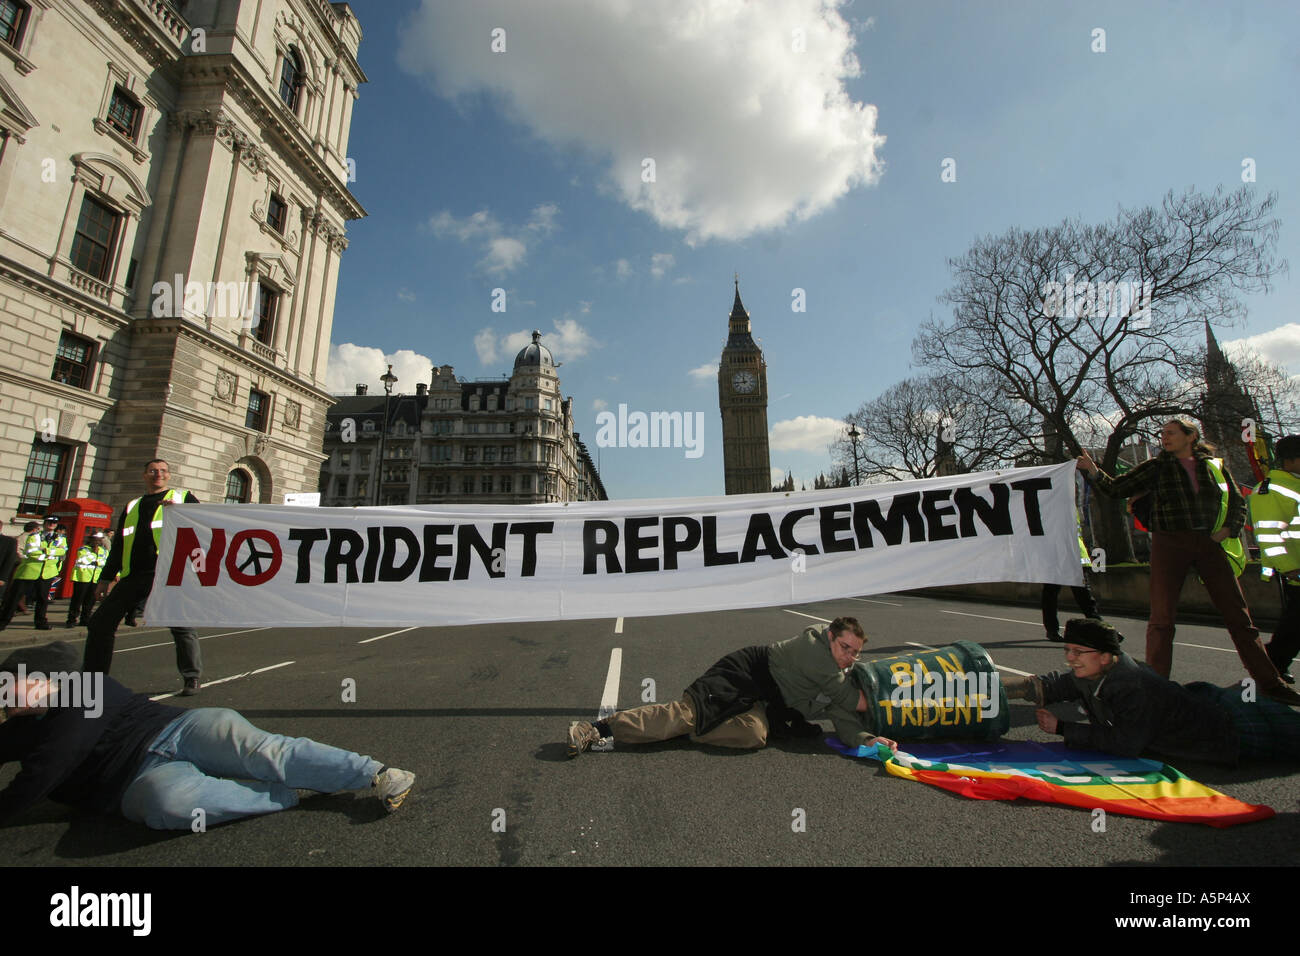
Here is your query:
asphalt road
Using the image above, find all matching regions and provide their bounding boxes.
[1,591,1296,868]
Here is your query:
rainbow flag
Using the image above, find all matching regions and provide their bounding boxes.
[830,738,1274,827]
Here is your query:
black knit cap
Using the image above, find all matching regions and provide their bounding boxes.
[1063,618,1123,654]
[0,641,82,677]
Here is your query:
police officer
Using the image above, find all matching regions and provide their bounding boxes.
[65,531,108,628]
[85,460,202,695]
[0,521,42,629]
[0,516,66,630]
[1248,434,1300,684]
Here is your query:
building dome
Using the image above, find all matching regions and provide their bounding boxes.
[514,330,554,370]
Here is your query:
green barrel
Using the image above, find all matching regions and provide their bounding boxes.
[852,640,1009,740]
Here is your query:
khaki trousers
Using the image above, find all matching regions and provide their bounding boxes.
[607,696,769,749]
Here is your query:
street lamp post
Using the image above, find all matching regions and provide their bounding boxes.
[373,364,398,505]
[847,423,862,487]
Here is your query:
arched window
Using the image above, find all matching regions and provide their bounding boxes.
[279,47,305,111]
[224,469,251,504]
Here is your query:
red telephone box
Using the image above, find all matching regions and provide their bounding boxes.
[44,498,113,599]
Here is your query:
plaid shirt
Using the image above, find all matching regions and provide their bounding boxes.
[1089,451,1245,535]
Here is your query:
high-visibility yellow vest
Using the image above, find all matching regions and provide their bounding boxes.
[1249,468,1300,580]
[1206,458,1246,577]
[71,545,100,584]
[92,545,108,583]
[12,532,44,581]
[23,532,67,580]
[121,489,189,578]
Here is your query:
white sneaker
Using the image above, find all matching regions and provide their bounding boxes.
[372,767,415,812]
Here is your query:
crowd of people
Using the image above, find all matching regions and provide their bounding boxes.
[3,426,1300,835]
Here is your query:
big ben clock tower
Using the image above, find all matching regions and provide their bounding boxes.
[718,279,772,494]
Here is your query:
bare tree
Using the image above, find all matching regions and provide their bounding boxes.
[913,186,1287,556]
[831,373,1029,482]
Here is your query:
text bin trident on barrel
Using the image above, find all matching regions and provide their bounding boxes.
[886,667,1001,721]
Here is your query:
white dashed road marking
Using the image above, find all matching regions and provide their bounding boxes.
[940,609,1039,627]
[358,626,418,644]
[119,626,272,654]
[598,647,622,719]
[905,640,1033,677]
[150,660,295,700]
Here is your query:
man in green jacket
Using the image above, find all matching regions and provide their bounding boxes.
[566,617,898,756]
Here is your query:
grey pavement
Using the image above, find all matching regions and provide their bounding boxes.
[0,592,1296,867]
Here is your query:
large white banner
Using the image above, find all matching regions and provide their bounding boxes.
[146,462,1083,627]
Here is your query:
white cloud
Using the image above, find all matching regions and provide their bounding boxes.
[769,415,847,453]
[474,328,499,365]
[326,344,436,395]
[484,236,527,274]
[396,288,416,303]
[428,208,498,242]
[1224,323,1300,371]
[650,253,676,279]
[550,317,597,359]
[427,203,559,275]
[593,398,609,412]
[688,362,718,382]
[615,258,633,280]
[398,1,885,244]
[474,318,599,368]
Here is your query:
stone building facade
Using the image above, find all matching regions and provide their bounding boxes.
[0,0,365,529]
[319,332,608,507]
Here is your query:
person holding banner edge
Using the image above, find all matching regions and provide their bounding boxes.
[1077,419,1300,707]
[83,460,203,696]
[567,617,899,756]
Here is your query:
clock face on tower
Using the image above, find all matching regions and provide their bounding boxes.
[731,370,757,394]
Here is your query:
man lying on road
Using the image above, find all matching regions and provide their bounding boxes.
[567,616,899,756]
[1004,618,1300,764]
[0,642,415,829]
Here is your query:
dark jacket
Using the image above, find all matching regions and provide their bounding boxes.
[683,645,784,736]
[1040,652,1240,764]
[0,533,17,588]
[0,675,184,823]
[101,488,199,582]
[683,629,875,746]
[1088,450,1244,535]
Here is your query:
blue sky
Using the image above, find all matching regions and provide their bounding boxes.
[329,0,1300,500]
